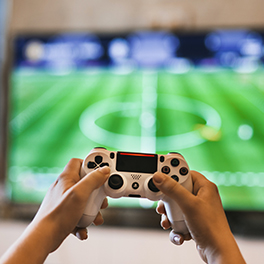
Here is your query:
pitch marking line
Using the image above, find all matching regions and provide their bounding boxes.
[79,93,222,151]
[140,71,158,153]
[10,75,100,135]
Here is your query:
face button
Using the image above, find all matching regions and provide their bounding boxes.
[87,161,97,169]
[171,158,180,167]
[95,155,103,164]
[161,166,170,174]
[108,174,124,190]
[148,178,160,193]
[171,175,179,182]
[180,167,189,176]
[132,182,139,190]
[100,162,109,167]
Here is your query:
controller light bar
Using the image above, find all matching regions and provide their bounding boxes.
[119,152,156,158]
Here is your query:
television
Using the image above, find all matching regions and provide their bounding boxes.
[6,29,264,211]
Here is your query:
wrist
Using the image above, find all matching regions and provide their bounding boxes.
[29,215,67,254]
[204,234,246,264]
[24,218,56,257]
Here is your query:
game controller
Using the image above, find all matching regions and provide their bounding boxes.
[77,147,193,235]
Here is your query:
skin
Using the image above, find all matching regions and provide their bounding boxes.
[0,159,110,264]
[152,170,246,264]
[0,160,246,264]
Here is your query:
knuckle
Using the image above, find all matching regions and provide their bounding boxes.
[207,181,219,194]
[69,158,81,164]
[57,171,79,185]
[54,173,66,185]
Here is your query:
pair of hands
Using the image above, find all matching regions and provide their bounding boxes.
[34,158,244,263]
[0,158,245,264]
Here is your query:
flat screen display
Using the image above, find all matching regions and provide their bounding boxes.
[7,29,264,210]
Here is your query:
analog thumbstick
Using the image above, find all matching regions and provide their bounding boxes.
[148,178,160,193]
[108,174,124,190]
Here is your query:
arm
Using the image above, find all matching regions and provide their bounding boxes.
[0,159,110,264]
[153,170,246,264]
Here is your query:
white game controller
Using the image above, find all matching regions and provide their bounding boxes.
[77,147,193,235]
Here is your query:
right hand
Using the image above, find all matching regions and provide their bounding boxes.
[153,171,246,264]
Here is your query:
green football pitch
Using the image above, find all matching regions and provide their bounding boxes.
[7,67,264,210]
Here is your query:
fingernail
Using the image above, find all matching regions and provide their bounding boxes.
[76,229,88,240]
[76,232,81,240]
[160,214,166,229]
[98,166,110,174]
[173,234,181,245]
[153,172,165,184]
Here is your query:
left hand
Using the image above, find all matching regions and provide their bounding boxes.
[30,158,110,253]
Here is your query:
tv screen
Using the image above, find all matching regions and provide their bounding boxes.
[7,29,264,210]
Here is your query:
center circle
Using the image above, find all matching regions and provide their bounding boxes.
[79,94,222,151]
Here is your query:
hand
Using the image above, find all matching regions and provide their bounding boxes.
[32,158,110,251]
[0,158,110,264]
[153,170,246,264]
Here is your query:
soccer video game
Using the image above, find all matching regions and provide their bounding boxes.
[7,29,264,210]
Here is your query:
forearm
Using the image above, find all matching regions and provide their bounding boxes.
[0,221,54,264]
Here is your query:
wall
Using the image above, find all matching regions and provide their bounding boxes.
[9,0,264,33]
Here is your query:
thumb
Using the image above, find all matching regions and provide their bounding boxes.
[152,172,194,210]
[73,166,110,201]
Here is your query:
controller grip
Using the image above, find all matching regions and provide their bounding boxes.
[163,199,189,235]
[77,187,106,228]
[78,215,97,228]
[169,220,189,235]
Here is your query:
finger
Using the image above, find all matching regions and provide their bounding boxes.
[73,166,110,201]
[100,198,108,210]
[191,170,214,195]
[160,214,171,230]
[153,172,195,210]
[156,201,166,215]
[93,211,104,226]
[72,227,88,240]
[169,230,192,245]
[170,231,184,245]
[60,158,83,183]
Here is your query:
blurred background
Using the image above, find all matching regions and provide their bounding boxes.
[1,0,264,263]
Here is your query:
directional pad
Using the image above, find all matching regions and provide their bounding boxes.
[100,162,109,167]
[87,155,109,170]
[87,161,97,169]
[95,155,103,164]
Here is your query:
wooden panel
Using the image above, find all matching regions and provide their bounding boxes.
[10,0,264,33]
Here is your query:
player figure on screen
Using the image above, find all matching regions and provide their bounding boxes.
[78,147,193,235]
